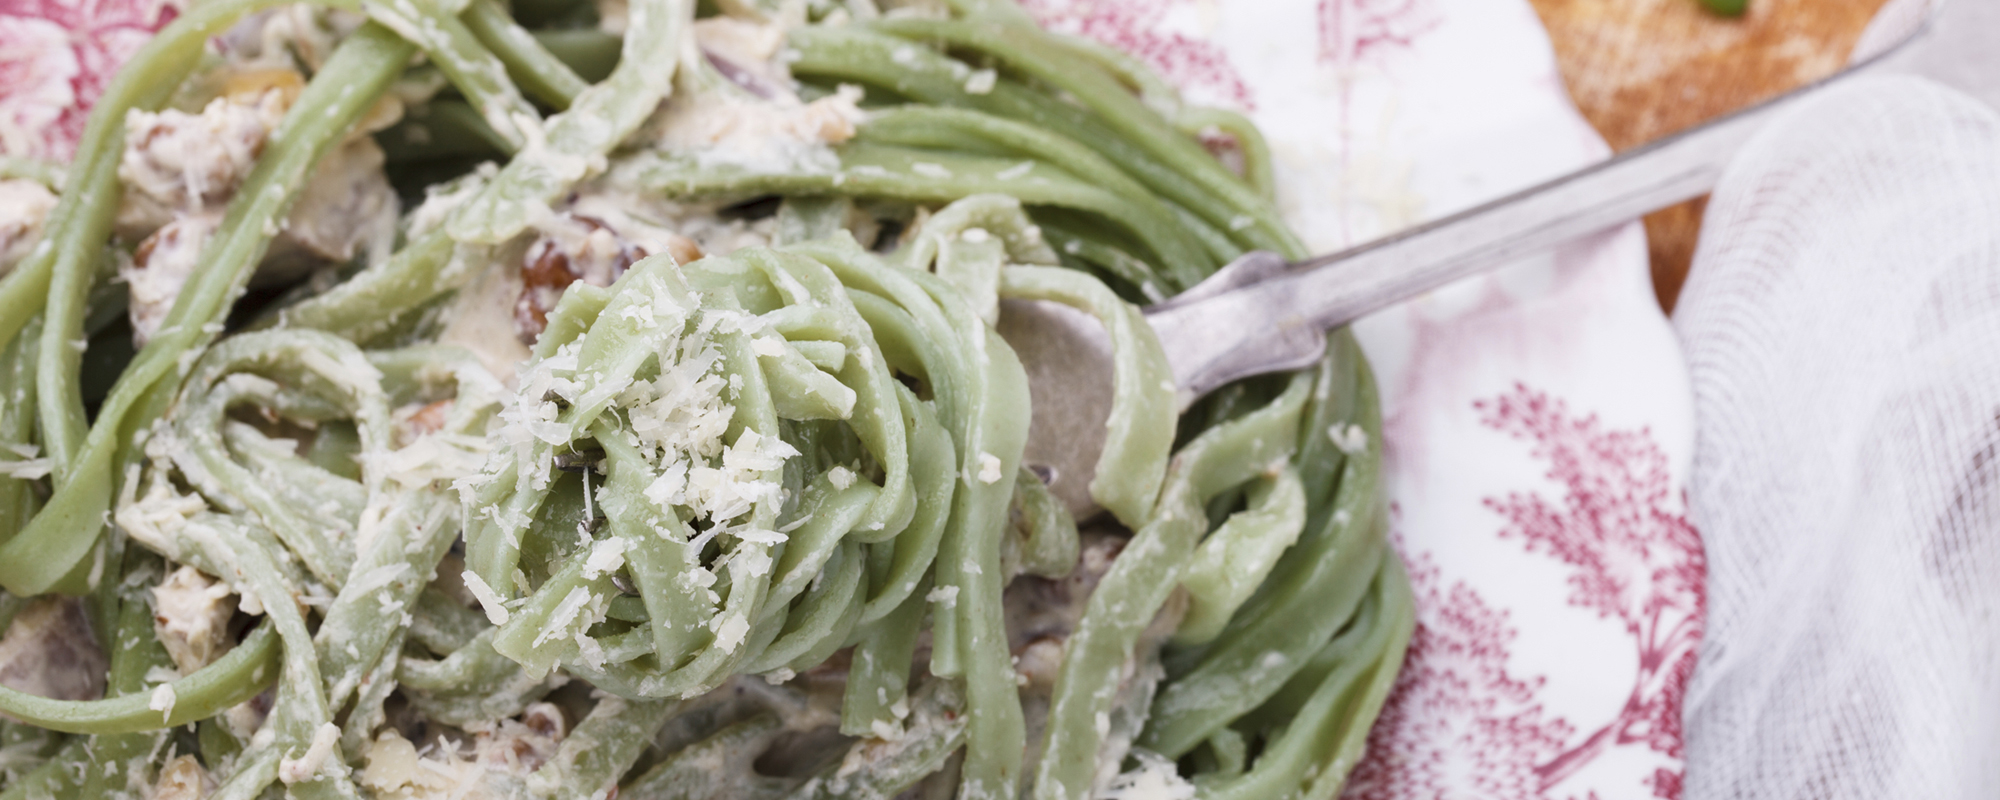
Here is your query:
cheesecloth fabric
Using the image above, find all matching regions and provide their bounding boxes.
[1675,74,2000,798]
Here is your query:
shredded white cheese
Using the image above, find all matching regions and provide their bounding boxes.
[278,722,344,784]
[1328,423,1369,455]
[581,537,629,580]
[732,527,785,545]
[149,683,178,723]
[461,569,512,625]
[977,452,1004,484]
[711,612,751,651]
[964,68,997,94]
[533,586,599,648]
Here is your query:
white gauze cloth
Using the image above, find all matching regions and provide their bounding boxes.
[1676,74,2000,798]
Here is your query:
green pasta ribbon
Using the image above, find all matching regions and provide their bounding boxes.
[0,0,1416,797]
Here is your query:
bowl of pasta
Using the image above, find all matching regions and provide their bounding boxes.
[0,0,1698,798]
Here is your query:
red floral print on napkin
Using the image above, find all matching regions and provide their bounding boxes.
[1319,0,1442,68]
[0,0,182,162]
[1018,0,1256,110]
[1347,386,1705,800]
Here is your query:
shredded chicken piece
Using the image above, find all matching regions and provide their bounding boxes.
[0,596,106,702]
[123,212,223,342]
[151,564,238,675]
[648,85,864,172]
[115,81,399,344]
[151,754,219,800]
[0,179,56,276]
[360,703,568,799]
[118,92,288,230]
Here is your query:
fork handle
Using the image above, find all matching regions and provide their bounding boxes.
[1143,26,1928,404]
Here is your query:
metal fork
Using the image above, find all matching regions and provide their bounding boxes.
[1001,0,1988,517]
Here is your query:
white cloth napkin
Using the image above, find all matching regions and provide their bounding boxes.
[1675,73,2000,799]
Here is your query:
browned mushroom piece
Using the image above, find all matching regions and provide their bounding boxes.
[395,399,458,446]
[512,212,703,344]
[0,595,107,703]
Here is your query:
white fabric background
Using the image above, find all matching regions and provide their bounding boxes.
[1676,74,2000,799]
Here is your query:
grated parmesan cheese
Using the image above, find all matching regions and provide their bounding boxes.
[461,569,512,625]
[964,68,998,94]
[149,683,177,722]
[711,612,751,651]
[977,452,1004,484]
[581,537,629,580]
[279,722,344,784]
[1328,423,1369,455]
[926,585,959,608]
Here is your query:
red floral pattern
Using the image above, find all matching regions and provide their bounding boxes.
[1344,550,1578,800]
[1018,0,1256,110]
[1348,385,1705,799]
[1319,0,1442,68]
[0,0,181,162]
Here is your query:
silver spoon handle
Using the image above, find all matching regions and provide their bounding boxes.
[1143,20,1931,403]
